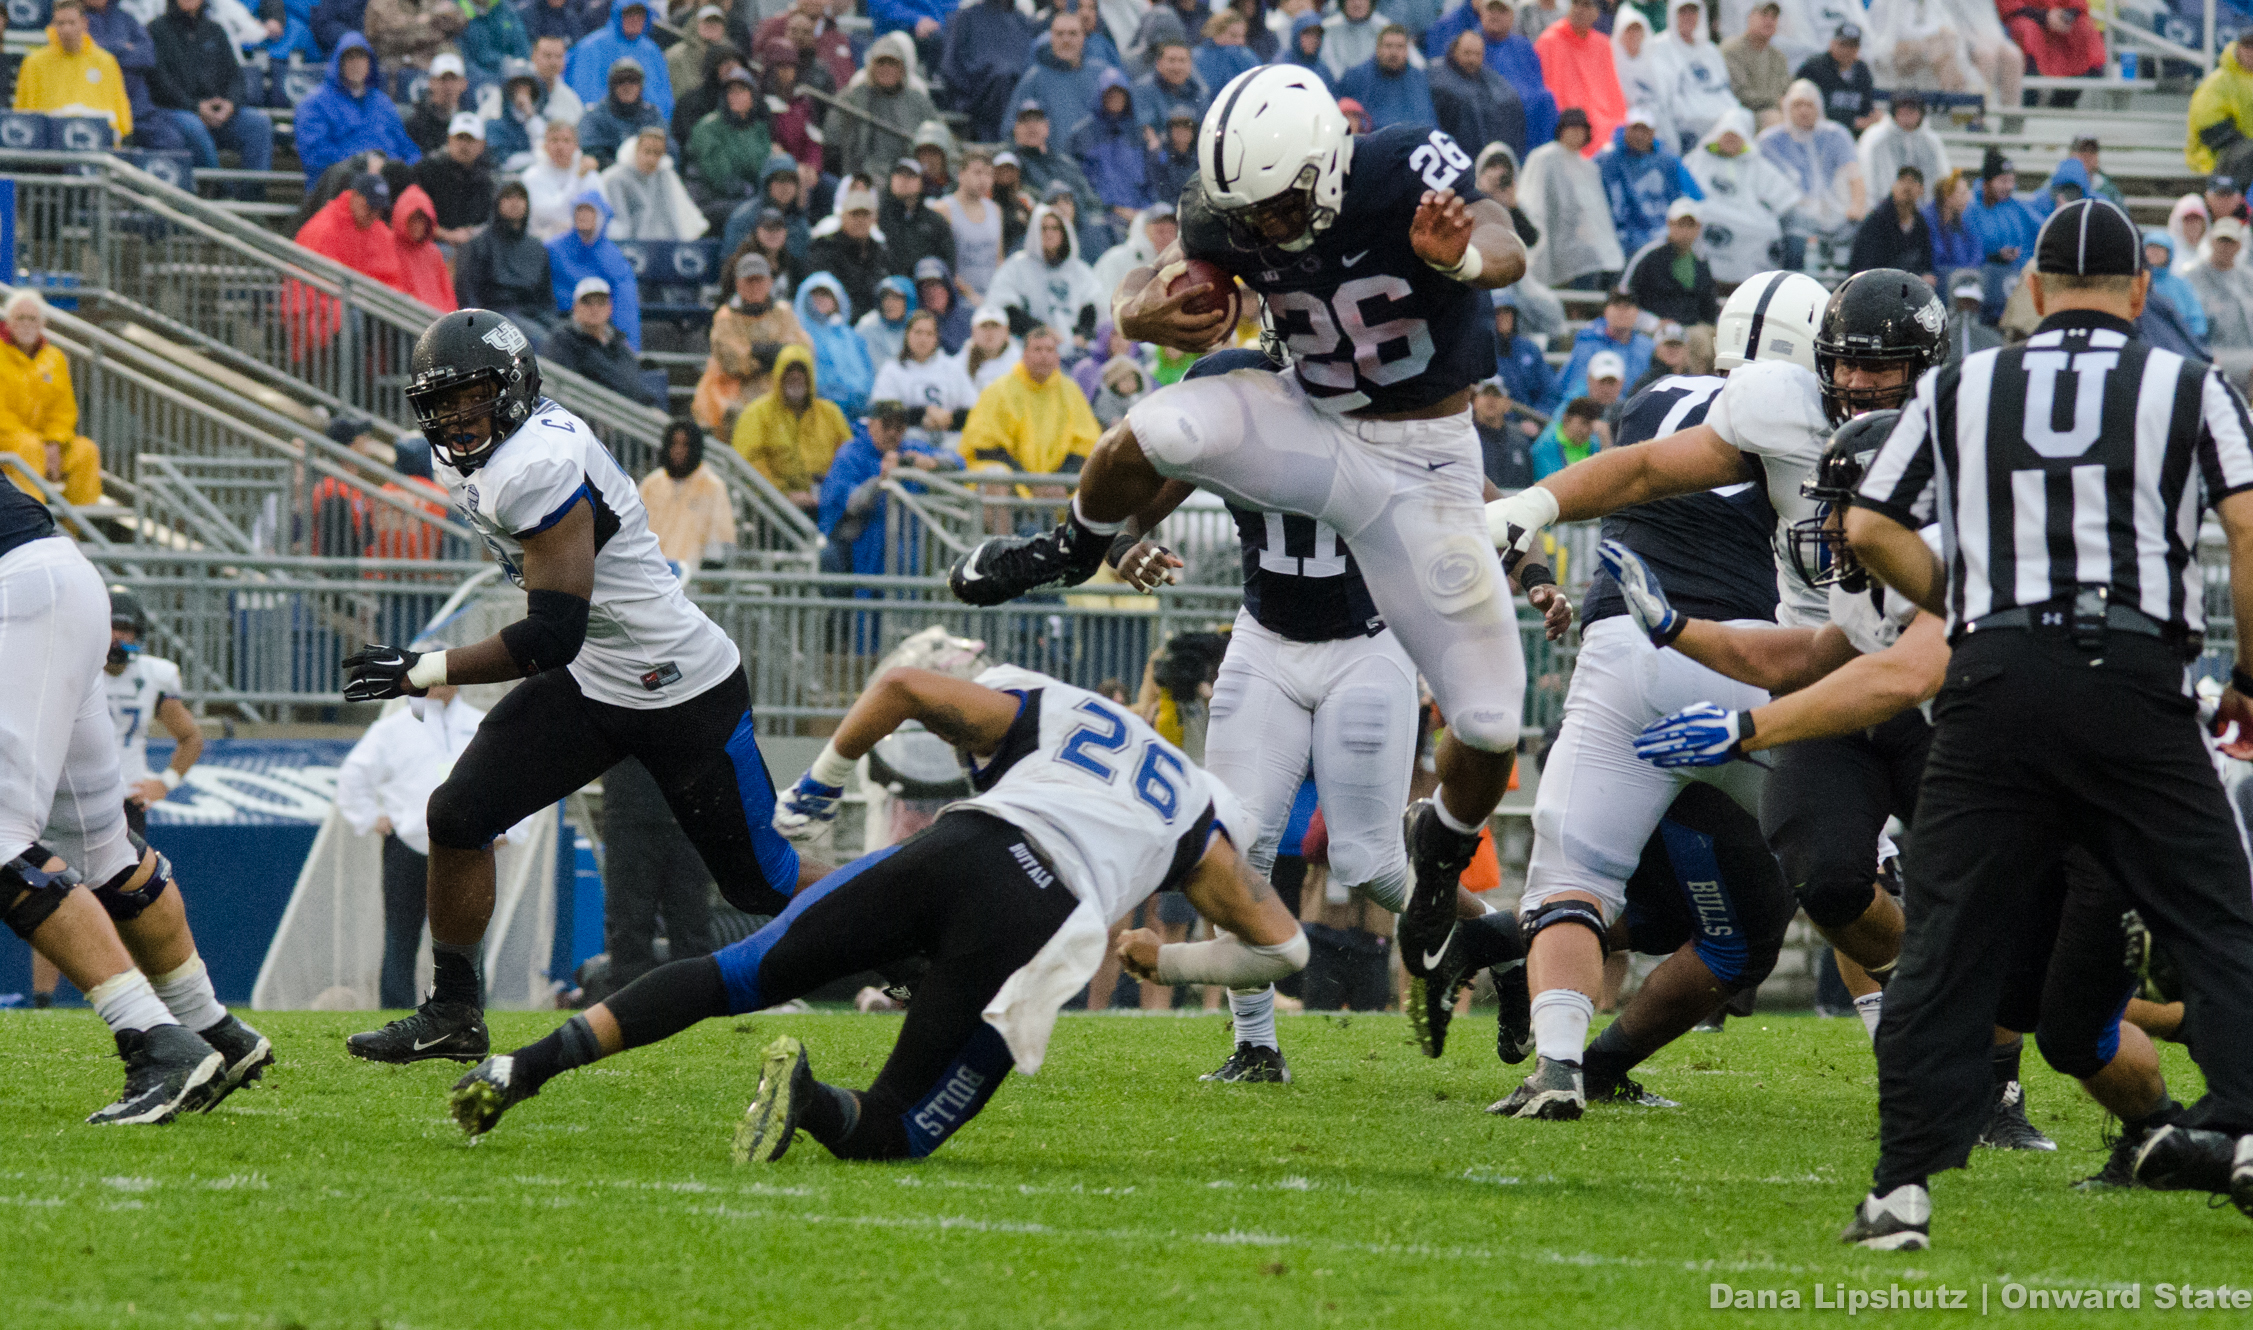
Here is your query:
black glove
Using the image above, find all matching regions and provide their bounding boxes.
[342,644,428,701]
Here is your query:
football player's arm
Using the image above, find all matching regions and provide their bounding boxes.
[1118,829,1308,985]
[1111,239,1234,352]
[1484,424,1755,568]
[152,695,203,780]
[1844,503,1946,615]
[1409,191,1526,290]
[1739,612,1946,751]
[1669,620,1862,695]
[1108,478,1200,590]
[435,500,600,686]
[829,667,1024,761]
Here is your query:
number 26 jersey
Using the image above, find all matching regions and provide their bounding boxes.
[1182,124,1499,415]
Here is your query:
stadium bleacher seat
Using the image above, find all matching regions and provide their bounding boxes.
[50,116,112,152]
[616,237,721,326]
[0,110,48,150]
[4,0,48,30]
[115,148,193,190]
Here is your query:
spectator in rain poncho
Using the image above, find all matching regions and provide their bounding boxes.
[546,188,644,349]
[1685,106,1799,282]
[565,0,675,118]
[1519,108,1626,288]
[733,342,850,516]
[1092,202,1177,299]
[1599,107,1705,253]
[1090,353,1151,428]
[1321,0,1411,81]
[1652,0,1742,148]
[986,203,1106,351]
[2169,194,2212,274]
[453,182,556,337]
[1072,66,1155,221]
[2031,155,2094,215]
[1193,8,1261,90]
[2141,230,2209,344]
[577,58,672,167]
[1281,11,1335,89]
[794,271,877,417]
[524,118,601,241]
[1534,0,1628,152]
[829,32,941,181]
[941,0,1039,142]
[1856,91,1948,201]
[857,275,919,370]
[601,126,710,240]
[293,32,421,181]
[2183,218,2253,351]
[387,184,458,312]
[287,175,401,358]
[1758,77,1864,262]
[1430,27,1526,162]
[817,403,958,576]
[1610,10,1680,150]
[1863,0,1977,94]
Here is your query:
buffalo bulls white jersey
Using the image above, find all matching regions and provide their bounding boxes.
[437,400,739,709]
[105,652,183,783]
[952,665,1246,925]
[1702,359,1832,628]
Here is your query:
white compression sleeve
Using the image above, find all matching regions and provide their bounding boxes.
[1156,929,1310,987]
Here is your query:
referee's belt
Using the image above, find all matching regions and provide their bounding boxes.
[1960,600,2198,655]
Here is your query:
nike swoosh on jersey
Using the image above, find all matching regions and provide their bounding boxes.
[1343,250,1371,267]
[1426,460,1455,471]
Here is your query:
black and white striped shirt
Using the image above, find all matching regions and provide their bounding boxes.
[1854,310,2253,636]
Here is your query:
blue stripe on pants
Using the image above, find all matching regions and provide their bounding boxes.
[724,710,802,897]
[1659,819,1748,984]
[711,844,901,1015]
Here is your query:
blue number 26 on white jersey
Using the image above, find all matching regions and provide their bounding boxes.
[1055,698,1188,822]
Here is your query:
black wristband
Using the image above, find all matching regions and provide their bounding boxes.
[1105,530,1140,569]
[1517,561,1557,592]
[2233,666,2253,696]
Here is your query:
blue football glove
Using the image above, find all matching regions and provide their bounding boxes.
[1634,702,1755,768]
[772,773,845,840]
[1598,539,1685,648]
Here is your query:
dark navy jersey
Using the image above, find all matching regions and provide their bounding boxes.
[1181,124,1498,415]
[1231,502,1384,642]
[1581,375,1780,628]
[0,477,57,560]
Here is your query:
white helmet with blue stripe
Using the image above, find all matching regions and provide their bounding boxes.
[1198,66,1352,254]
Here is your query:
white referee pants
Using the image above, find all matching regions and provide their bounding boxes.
[0,536,136,880]
[1203,610,1417,909]
[1522,617,1771,923]
[1127,370,1526,754]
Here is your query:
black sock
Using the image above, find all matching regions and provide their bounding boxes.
[1460,912,1526,971]
[1415,806,1482,871]
[800,1081,859,1146]
[603,956,730,1048]
[1870,1174,1929,1199]
[510,1013,602,1094]
[1990,1036,2024,1086]
[1581,1018,1655,1089]
[2124,1097,2183,1138]
[431,941,482,1007]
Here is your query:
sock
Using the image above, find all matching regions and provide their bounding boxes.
[1854,991,1884,1039]
[1458,912,1527,971]
[1990,1036,2024,1087]
[1070,495,1124,536]
[1528,988,1593,1065]
[85,969,178,1036]
[149,953,228,1033]
[1428,792,1482,837]
[2124,1097,2183,1138]
[800,1081,859,1146]
[510,1013,603,1094]
[431,940,483,1007]
[1229,985,1278,1050]
[1581,1017,1648,1088]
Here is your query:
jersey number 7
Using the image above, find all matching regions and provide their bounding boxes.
[1056,699,1186,822]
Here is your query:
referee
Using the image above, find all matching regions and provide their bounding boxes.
[1841,197,2253,1248]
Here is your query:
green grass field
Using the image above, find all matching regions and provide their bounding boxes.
[11,1007,2251,1328]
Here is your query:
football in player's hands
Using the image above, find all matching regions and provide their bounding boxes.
[1597,539,1684,647]
[1166,258,1240,322]
[772,772,845,840]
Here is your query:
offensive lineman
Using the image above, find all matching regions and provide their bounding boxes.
[338,310,808,1064]
[947,65,1534,988]
[448,664,1309,1161]
[0,482,271,1123]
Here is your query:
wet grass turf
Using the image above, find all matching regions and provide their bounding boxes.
[9,1008,2250,1328]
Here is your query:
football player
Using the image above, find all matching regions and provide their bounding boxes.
[338,310,811,1065]
[948,66,1536,991]
[447,664,1309,1161]
[0,483,270,1123]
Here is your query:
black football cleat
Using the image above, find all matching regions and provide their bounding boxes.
[1494,958,1533,1065]
[1200,1042,1292,1083]
[1399,800,1481,978]
[1840,1185,1931,1250]
[1975,1080,2057,1151]
[2078,1126,2147,1190]
[1487,1055,1586,1120]
[194,1013,274,1109]
[86,1024,224,1125]
[345,998,490,1064]
[1410,913,1523,1058]
[2231,1136,2253,1219]
[948,517,1113,606]
[450,1055,535,1137]
[2130,1124,2240,1194]
[1587,1070,1680,1107]
[734,1035,815,1163]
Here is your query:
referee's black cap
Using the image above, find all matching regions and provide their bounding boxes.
[2035,197,2142,276]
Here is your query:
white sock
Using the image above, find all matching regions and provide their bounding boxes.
[1855,991,1884,1040]
[1070,495,1124,536]
[1528,988,1593,1064]
[150,953,228,1033]
[85,969,178,1036]
[1229,985,1278,1050]
[1429,792,1481,836]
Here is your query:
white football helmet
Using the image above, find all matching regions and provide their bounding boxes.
[1712,270,1828,375]
[1198,66,1352,253]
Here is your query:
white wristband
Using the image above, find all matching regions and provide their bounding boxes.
[807,742,856,789]
[1432,244,1483,283]
[158,768,182,791]
[1485,484,1560,549]
[406,650,448,690]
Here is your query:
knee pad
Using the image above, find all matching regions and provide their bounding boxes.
[423,780,497,851]
[1523,898,1609,956]
[1794,872,1882,931]
[3,845,82,940]
[1444,703,1522,755]
[91,832,173,922]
